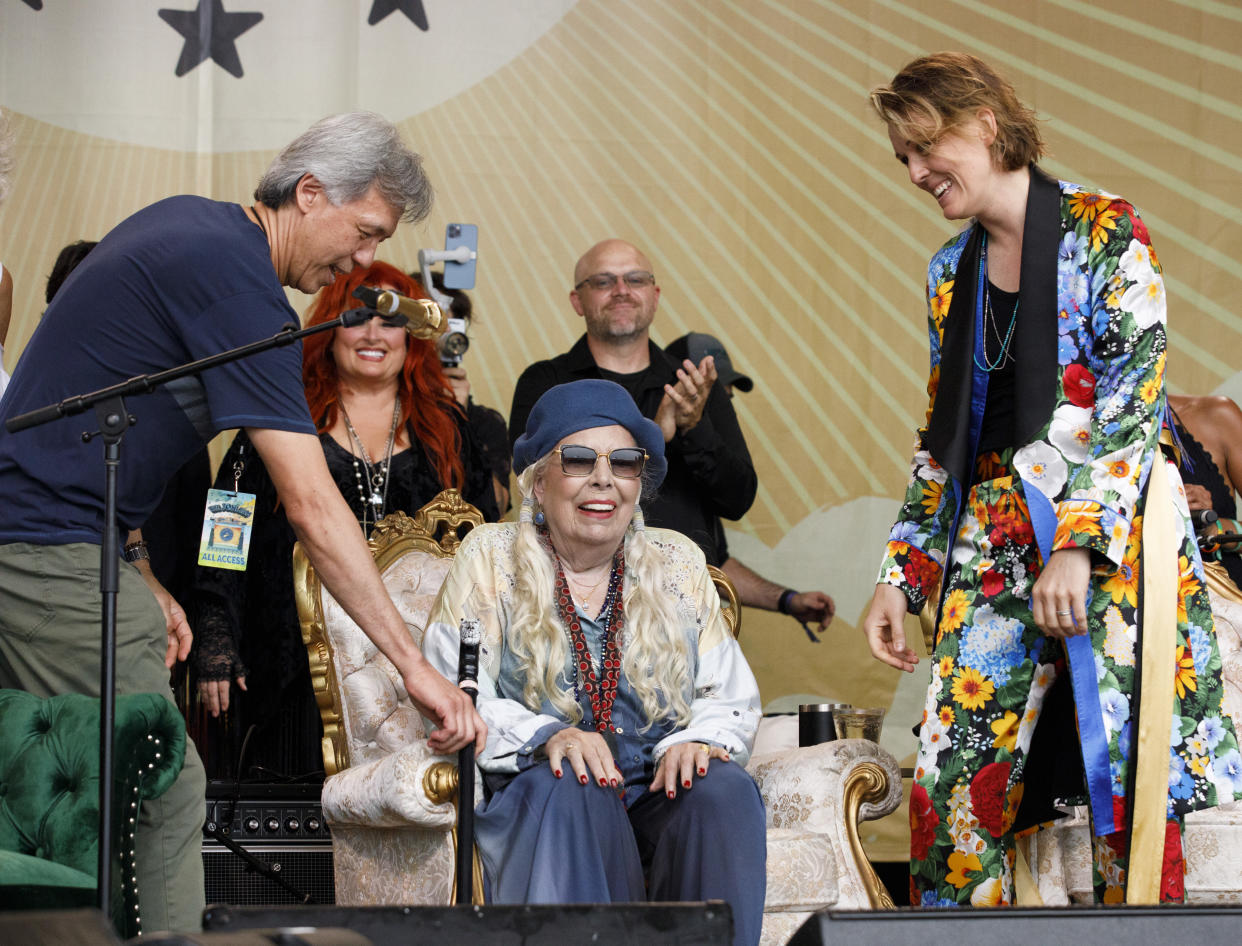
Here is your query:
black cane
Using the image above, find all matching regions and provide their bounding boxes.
[455,618,481,905]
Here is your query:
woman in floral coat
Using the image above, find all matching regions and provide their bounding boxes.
[861,52,1242,907]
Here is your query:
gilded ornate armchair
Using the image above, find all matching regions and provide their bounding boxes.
[295,500,901,944]
[293,490,484,907]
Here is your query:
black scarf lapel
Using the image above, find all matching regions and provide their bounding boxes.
[924,223,983,489]
[1012,165,1061,446]
[923,165,1061,485]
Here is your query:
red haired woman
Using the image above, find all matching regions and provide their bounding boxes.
[190,261,498,779]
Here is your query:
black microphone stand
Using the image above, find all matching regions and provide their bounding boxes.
[1201,532,1242,552]
[4,304,385,922]
[456,618,481,905]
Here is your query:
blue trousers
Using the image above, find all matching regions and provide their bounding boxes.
[476,759,766,946]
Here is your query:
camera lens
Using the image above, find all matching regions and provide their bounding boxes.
[447,224,461,239]
[440,332,469,357]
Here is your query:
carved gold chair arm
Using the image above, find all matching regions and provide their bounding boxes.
[708,564,741,639]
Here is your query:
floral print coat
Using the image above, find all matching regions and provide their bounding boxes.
[878,167,1242,824]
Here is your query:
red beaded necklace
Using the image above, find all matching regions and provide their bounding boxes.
[550,542,626,732]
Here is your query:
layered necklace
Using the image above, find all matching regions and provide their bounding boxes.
[547,535,626,733]
[339,395,401,536]
[974,231,1020,373]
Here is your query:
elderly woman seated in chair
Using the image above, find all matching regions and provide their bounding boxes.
[423,379,766,946]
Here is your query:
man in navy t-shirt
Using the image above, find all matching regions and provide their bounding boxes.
[0,111,486,932]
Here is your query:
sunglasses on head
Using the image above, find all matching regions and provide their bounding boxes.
[555,445,648,479]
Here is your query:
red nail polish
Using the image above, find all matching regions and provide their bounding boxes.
[554,769,562,779]
[667,790,675,799]
[610,778,618,787]
[683,779,691,788]
[698,768,706,776]
[599,777,607,786]
[580,775,588,785]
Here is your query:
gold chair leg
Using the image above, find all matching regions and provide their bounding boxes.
[843,761,897,909]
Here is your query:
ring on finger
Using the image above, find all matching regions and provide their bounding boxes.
[564,743,577,751]
[1056,609,1073,616]
[696,742,711,754]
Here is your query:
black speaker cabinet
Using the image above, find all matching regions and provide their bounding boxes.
[202,902,733,945]
[202,843,335,907]
[789,904,1242,946]
[204,782,334,907]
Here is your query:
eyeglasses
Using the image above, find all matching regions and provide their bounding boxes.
[573,271,656,292]
[555,445,648,479]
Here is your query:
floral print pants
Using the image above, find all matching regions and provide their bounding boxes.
[909,453,1192,906]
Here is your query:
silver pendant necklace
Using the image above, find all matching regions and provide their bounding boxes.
[339,396,401,535]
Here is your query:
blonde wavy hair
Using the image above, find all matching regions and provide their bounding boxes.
[870,52,1044,172]
[506,459,693,729]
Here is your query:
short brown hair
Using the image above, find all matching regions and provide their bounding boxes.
[870,52,1044,171]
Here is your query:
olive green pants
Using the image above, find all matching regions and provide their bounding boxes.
[0,542,205,933]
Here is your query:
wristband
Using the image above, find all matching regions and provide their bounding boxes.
[777,589,797,615]
[123,540,150,563]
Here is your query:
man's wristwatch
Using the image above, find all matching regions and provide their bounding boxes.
[123,540,150,563]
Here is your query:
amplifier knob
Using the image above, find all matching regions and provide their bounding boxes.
[244,817,260,833]
[265,817,280,833]
[285,817,301,833]
[306,816,322,833]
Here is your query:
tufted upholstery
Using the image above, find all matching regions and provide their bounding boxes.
[294,491,485,907]
[295,493,903,944]
[1027,560,1242,904]
[0,689,186,938]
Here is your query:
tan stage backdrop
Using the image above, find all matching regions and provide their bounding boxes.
[2,0,1241,859]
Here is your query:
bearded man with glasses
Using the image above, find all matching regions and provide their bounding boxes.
[508,239,757,568]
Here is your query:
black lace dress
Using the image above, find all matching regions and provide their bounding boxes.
[189,421,498,781]
[1173,411,1242,592]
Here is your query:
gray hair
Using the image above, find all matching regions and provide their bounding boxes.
[506,463,692,728]
[253,111,432,223]
[0,110,14,206]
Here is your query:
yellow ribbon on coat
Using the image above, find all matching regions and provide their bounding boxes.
[1127,452,1178,903]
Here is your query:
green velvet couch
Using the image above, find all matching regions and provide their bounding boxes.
[0,690,186,938]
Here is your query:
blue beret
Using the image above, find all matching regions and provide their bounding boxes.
[513,380,667,489]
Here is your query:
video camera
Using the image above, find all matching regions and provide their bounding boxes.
[418,224,478,368]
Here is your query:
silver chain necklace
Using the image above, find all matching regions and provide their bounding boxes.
[339,396,401,536]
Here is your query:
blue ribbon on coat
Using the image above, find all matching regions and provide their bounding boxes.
[1023,487,1116,836]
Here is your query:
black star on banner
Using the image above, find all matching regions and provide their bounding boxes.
[158,0,263,78]
[368,0,429,31]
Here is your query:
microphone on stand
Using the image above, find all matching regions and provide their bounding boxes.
[455,617,481,906]
[350,286,443,338]
[1191,509,1219,532]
